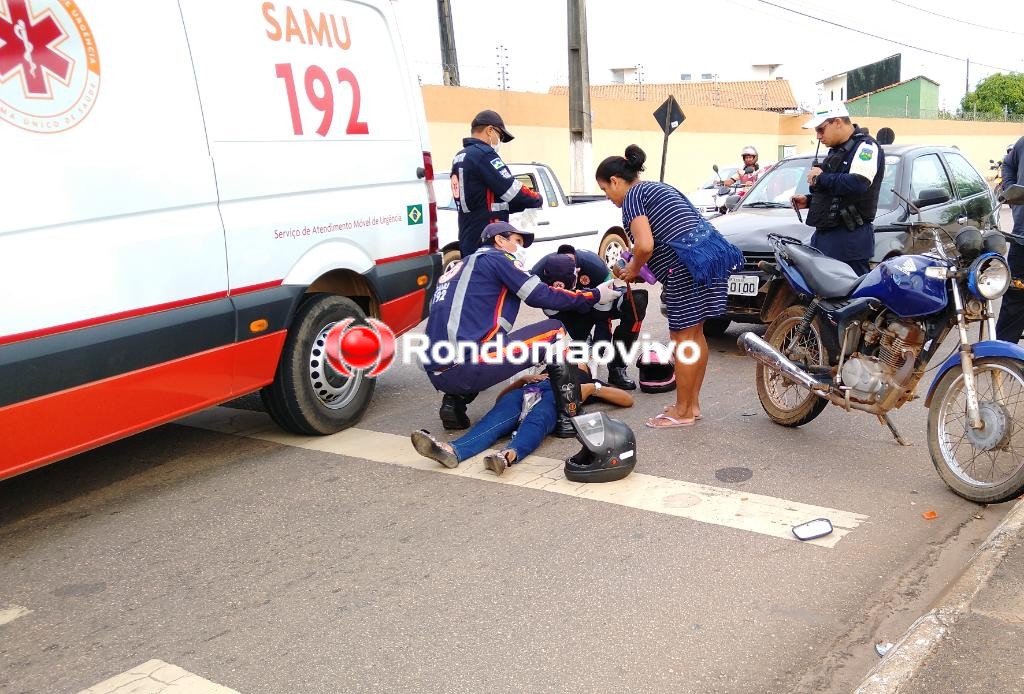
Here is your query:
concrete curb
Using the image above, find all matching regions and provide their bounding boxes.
[854,497,1024,693]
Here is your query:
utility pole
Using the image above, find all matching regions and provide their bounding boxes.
[496,44,509,91]
[567,0,592,194]
[436,0,459,86]
[965,58,969,99]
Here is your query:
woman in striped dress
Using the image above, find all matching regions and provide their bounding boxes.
[596,145,743,428]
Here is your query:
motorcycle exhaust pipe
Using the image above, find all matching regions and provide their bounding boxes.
[737,332,828,392]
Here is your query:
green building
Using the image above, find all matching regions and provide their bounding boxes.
[845,76,940,119]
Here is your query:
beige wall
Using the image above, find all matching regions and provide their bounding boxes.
[423,86,1023,195]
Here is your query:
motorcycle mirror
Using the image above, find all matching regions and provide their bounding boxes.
[792,518,833,541]
[913,188,951,209]
[1000,184,1024,206]
[891,187,921,217]
[713,164,720,174]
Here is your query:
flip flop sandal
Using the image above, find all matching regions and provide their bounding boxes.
[662,405,703,420]
[646,413,696,429]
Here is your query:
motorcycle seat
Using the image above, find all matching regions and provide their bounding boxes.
[784,243,863,298]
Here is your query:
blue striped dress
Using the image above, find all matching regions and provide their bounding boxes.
[622,181,729,330]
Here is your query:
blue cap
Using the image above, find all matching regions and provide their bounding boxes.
[480,221,534,248]
[537,253,578,289]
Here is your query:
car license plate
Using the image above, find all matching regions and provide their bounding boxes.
[728,274,759,296]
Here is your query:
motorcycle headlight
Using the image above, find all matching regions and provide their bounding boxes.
[967,253,1010,300]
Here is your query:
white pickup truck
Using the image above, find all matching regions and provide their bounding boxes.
[432,163,630,272]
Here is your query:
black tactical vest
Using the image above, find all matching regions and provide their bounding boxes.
[807,133,884,230]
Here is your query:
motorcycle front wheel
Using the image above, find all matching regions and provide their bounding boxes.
[755,305,835,427]
[928,357,1024,504]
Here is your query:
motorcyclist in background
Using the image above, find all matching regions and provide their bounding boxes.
[720,146,763,188]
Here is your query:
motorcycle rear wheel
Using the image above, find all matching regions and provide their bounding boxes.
[928,357,1024,504]
[755,305,835,427]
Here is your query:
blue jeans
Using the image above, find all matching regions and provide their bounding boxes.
[450,382,557,463]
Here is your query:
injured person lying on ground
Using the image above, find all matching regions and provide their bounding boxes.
[410,363,634,477]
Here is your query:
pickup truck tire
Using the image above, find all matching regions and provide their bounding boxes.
[702,318,731,338]
[441,248,462,275]
[598,231,630,271]
[262,294,375,435]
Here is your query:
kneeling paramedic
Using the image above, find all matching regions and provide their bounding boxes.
[791,102,884,275]
[423,222,621,436]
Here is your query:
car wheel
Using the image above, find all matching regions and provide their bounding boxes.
[599,231,630,271]
[441,248,461,275]
[261,294,376,435]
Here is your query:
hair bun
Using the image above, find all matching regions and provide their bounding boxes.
[624,144,647,173]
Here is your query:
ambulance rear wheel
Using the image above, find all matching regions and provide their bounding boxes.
[262,294,375,435]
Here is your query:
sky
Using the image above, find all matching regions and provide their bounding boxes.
[394,0,1024,112]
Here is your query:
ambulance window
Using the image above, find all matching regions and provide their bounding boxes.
[537,169,559,207]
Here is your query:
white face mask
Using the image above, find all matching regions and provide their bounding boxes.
[490,136,502,154]
[512,243,528,266]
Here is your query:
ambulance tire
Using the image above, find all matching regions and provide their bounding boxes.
[262,294,376,435]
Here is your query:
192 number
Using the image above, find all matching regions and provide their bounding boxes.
[275,63,369,137]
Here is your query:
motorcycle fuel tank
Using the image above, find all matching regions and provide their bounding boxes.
[851,254,948,317]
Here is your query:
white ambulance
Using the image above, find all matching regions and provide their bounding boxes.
[0,0,440,478]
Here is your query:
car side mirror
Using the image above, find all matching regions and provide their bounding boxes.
[726,194,742,211]
[1000,184,1024,206]
[912,188,950,209]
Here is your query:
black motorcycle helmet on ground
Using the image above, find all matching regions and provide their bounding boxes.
[564,411,637,483]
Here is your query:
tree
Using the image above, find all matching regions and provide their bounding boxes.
[961,73,1024,119]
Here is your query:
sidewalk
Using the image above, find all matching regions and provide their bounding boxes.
[856,497,1024,693]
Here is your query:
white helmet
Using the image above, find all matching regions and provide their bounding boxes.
[741,146,758,157]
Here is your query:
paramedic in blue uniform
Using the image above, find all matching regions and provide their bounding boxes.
[791,102,884,275]
[996,135,1024,343]
[532,245,648,390]
[424,222,620,435]
[450,110,543,257]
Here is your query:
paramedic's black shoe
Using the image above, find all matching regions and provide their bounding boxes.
[439,394,470,430]
[411,429,459,469]
[607,367,637,391]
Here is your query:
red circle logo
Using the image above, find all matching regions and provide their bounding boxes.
[324,318,396,377]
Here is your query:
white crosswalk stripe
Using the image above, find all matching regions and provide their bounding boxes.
[180,406,868,548]
[78,659,239,694]
[0,603,31,626]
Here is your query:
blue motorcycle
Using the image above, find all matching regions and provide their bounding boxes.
[739,184,1024,504]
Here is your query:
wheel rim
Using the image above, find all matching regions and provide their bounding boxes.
[761,317,824,413]
[602,236,626,269]
[936,363,1024,489]
[308,322,364,410]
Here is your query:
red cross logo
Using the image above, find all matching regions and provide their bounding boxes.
[0,0,71,98]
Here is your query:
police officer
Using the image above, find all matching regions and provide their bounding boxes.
[424,222,621,435]
[532,245,648,390]
[450,110,543,258]
[996,135,1024,343]
[792,102,884,275]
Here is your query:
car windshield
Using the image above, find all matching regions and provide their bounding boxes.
[739,156,899,211]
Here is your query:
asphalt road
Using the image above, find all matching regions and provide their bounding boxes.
[1,212,1017,693]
